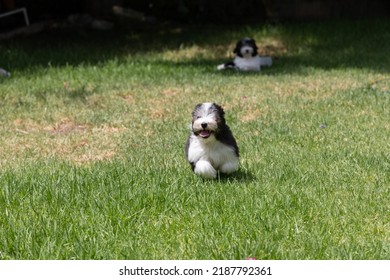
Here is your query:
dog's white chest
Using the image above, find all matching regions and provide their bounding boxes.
[187,136,237,169]
[234,56,261,71]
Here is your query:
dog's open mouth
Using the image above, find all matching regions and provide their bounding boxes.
[199,130,211,138]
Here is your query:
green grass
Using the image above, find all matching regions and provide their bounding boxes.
[0,19,389,259]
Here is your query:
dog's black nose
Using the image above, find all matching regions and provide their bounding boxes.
[201,123,207,129]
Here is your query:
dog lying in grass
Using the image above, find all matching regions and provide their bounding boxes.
[217,37,272,71]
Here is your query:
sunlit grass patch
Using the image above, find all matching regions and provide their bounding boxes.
[0,20,389,259]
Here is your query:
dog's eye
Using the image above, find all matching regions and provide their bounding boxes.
[196,116,201,119]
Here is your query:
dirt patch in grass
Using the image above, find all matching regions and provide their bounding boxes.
[2,118,125,166]
[44,118,89,135]
[258,38,289,57]
[13,118,42,134]
[119,92,136,104]
[162,45,216,61]
[240,108,263,122]
[145,87,185,120]
[161,88,180,97]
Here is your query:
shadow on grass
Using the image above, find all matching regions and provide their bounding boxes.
[217,169,256,183]
[1,19,389,75]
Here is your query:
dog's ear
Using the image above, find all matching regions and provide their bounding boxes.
[213,103,224,114]
[249,38,259,56]
[212,103,226,123]
[233,40,241,55]
[252,45,258,56]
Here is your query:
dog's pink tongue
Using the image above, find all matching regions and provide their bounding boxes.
[200,130,210,137]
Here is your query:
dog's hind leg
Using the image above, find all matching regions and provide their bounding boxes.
[217,61,237,70]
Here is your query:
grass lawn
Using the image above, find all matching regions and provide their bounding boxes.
[0,19,389,259]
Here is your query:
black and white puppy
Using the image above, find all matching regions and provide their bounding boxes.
[217,37,272,71]
[185,103,239,179]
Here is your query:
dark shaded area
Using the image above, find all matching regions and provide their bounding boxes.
[2,0,268,24]
[262,0,390,21]
[1,2,390,77]
[124,0,390,22]
[1,19,389,76]
[1,0,389,26]
[217,169,256,182]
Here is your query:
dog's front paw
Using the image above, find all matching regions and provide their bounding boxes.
[194,160,217,179]
[219,161,239,174]
[217,64,225,70]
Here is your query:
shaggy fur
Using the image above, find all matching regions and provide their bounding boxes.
[185,103,239,179]
[217,37,272,71]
